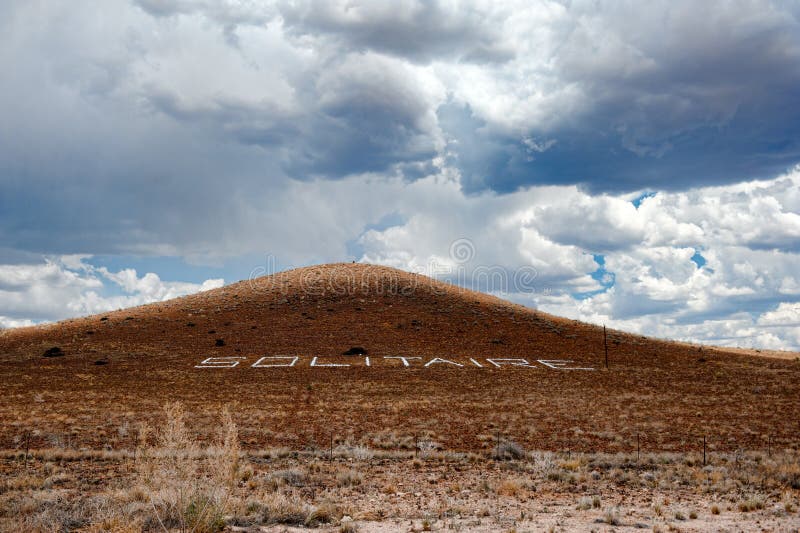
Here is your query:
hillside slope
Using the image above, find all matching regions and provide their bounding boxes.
[0,263,759,364]
[0,263,798,453]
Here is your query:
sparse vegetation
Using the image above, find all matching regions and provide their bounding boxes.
[42,346,64,358]
[335,469,363,487]
[340,519,358,533]
[492,439,526,460]
[603,506,621,525]
[576,496,593,510]
[3,421,797,530]
[737,497,765,512]
[135,402,241,532]
[496,478,523,497]
[2,266,800,530]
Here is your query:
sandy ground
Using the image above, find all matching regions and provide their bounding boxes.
[3,445,799,531]
[252,509,800,532]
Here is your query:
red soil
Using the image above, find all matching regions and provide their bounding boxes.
[1,263,798,454]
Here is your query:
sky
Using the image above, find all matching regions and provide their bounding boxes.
[1,0,799,350]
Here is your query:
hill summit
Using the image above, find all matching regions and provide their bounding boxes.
[1,263,798,454]
[1,262,616,364]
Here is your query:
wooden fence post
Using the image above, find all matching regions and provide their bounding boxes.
[703,435,706,466]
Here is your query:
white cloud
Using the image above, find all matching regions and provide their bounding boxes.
[1,1,799,351]
[351,168,800,350]
[5,166,797,350]
[0,257,223,324]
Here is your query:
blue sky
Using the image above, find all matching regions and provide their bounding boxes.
[1,0,799,349]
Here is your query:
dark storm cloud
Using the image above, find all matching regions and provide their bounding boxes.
[277,0,514,64]
[285,52,443,177]
[437,1,800,193]
[242,0,800,194]
[443,95,800,194]
[3,0,800,260]
[133,0,273,26]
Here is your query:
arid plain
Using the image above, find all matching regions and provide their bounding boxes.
[1,264,798,531]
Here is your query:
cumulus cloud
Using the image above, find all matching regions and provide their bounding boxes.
[278,0,515,63]
[0,256,222,325]
[3,1,800,262]
[355,168,800,350]
[2,167,799,349]
[1,1,800,349]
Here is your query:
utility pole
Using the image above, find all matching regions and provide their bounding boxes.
[637,433,640,462]
[24,431,30,470]
[703,435,707,466]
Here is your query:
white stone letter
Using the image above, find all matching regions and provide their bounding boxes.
[195,356,245,368]
[310,356,350,367]
[252,356,299,367]
[486,358,533,368]
[537,359,595,370]
[424,357,463,367]
[384,356,421,367]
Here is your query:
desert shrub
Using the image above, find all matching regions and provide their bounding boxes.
[602,507,621,525]
[339,519,358,533]
[270,469,307,488]
[576,496,593,510]
[136,402,241,532]
[559,458,582,471]
[336,469,363,488]
[258,492,307,525]
[777,462,800,489]
[42,347,64,358]
[653,501,663,517]
[19,493,128,532]
[496,479,523,497]
[492,440,525,461]
[417,440,442,458]
[737,497,764,513]
[305,502,339,526]
[369,430,415,450]
[336,444,374,460]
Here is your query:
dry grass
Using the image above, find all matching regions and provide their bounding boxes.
[2,408,800,531]
[737,497,765,513]
[2,264,798,459]
[335,469,363,488]
[134,402,240,532]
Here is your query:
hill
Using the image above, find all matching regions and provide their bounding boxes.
[0,263,798,454]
